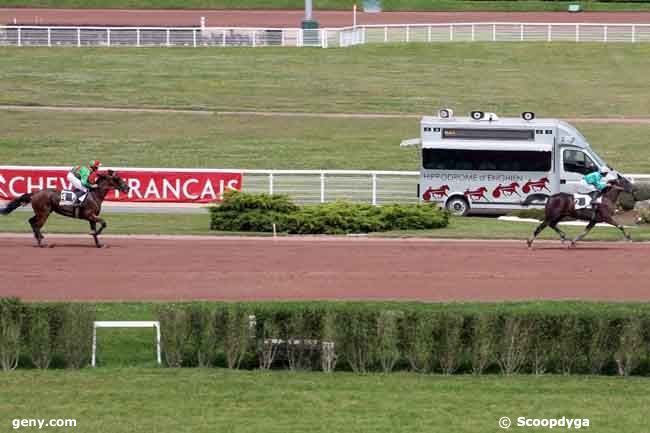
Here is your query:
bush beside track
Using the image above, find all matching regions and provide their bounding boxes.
[209,191,449,234]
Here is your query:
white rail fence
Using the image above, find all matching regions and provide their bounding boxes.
[2,23,650,48]
[241,170,420,205]
[243,170,650,205]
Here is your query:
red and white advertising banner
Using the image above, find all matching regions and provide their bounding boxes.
[0,166,242,203]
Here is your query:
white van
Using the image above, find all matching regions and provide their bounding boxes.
[400,109,610,215]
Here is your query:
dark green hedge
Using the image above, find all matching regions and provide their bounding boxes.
[210,191,449,234]
[0,299,95,370]
[157,302,650,376]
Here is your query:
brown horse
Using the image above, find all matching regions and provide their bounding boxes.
[1,170,130,248]
[527,174,634,248]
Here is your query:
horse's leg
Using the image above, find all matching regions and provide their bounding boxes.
[95,217,107,236]
[31,213,50,248]
[87,215,104,248]
[602,215,631,241]
[527,220,549,248]
[571,220,597,247]
[549,218,567,243]
[28,215,43,247]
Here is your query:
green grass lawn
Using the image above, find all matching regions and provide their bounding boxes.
[2,44,650,117]
[0,368,648,433]
[2,212,649,241]
[1,110,649,172]
[2,0,650,11]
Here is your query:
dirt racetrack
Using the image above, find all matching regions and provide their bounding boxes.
[3,9,650,27]
[1,234,649,302]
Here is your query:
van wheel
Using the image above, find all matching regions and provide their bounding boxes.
[446,197,470,216]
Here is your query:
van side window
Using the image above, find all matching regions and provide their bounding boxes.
[563,149,597,175]
[422,149,551,172]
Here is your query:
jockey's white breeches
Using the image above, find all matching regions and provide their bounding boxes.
[67,172,87,192]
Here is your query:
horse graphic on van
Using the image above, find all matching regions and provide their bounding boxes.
[422,185,449,201]
[464,187,489,201]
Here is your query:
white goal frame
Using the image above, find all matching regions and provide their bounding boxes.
[92,321,161,367]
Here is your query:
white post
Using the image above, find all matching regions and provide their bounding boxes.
[450,24,453,41]
[166,29,170,46]
[298,29,303,47]
[107,28,111,47]
[17,27,21,47]
[47,27,51,47]
[372,173,377,205]
[193,29,197,47]
[322,29,327,48]
[77,28,81,47]
[320,173,325,203]
[252,30,256,47]
[384,26,388,43]
[137,28,141,47]
[269,173,274,195]
[282,29,285,46]
[471,24,475,41]
[428,25,431,42]
[91,324,97,367]
[155,323,161,365]
[353,3,357,28]
[576,24,580,42]
[340,29,344,47]
[492,23,496,42]
[604,25,608,42]
[222,30,226,47]
[362,26,366,44]
[632,24,636,43]
[200,16,205,30]
[548,24,552,42]
[406,25,410,42]
[520,23,524,41]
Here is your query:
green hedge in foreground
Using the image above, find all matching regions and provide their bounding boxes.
[210,191,449,234]
[0,299,95,371]
[156,302,650,376]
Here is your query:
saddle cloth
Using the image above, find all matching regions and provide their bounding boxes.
[60,189,84,206]
[574,193,600,210]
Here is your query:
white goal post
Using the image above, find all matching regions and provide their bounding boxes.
[92,321,161,367]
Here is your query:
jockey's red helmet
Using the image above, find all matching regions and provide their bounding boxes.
[89,160,101,170]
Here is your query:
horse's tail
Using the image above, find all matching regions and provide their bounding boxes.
[1,193,33,215]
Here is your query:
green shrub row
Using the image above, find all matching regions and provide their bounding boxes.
[0,299,95,370]
[210,191,449,234]
[157,303,650,376]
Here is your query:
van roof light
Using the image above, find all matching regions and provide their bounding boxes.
[438,108,454,119]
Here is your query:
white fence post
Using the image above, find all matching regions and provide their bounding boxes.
[222,30,226,47]
[576,24,580,42]
[252,30,256,47]
[281,29,286,47]
[492,23,496,42]
[320,173,325,203]
[372,173,377,205]
[322,29,327,48]
[520,23,524,41]
[17,27,21,46]
[632,24,636,43]
[604,25,608,42]
[384,25,388,43]
[193,29,197,47]
[136,28,141,47]
[428,25,432,42]
[548,24,552,42]
[107,28,111,47]
[406,25,410,42]
[471,24,475,42]
[77,28,81,47]
[450,24,453,41]
[166,29,170,46]
[47,27,51,47]
[268,173,274,195]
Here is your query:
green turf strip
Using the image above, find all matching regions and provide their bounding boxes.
[1,111,649,172]
[2,44,650,117]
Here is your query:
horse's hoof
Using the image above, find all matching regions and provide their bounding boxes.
[526,240,533,248]
[569,241,577,249]
[95,243,105,249]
